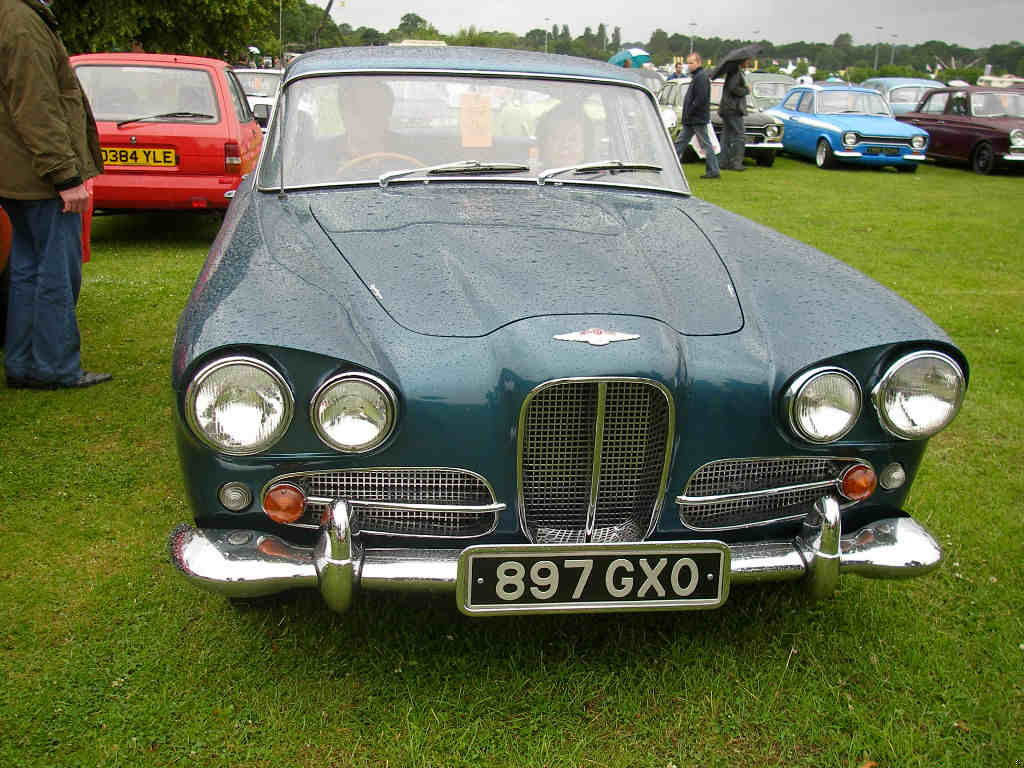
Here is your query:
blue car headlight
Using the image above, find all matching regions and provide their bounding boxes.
[311,372,397,452]
[842,131,858,148]
[911,135,927,150]
[872,352,965,440]
[786,367,862,444]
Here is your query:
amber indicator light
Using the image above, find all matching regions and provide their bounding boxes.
[263,483,306,524]
[840,464,877,501]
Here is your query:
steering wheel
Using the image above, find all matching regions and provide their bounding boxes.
[338,152,423,174]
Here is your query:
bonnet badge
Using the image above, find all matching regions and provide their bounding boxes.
[553,328,640,346]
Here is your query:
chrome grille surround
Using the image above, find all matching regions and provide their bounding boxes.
[263,468,501,538]
[677,456,869,531]
[517,378,674,544]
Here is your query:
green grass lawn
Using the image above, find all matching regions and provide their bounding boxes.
[1,158,1021,767]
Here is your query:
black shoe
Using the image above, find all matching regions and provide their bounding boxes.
[700,173,720,179]
[6,371,112,389]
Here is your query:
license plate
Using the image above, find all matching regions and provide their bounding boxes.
[867,146,900,157]
[101,147,175,166]
[457,542,729,615]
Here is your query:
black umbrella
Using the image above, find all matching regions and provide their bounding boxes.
[711,44,762,79]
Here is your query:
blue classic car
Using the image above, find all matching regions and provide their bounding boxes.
[169,48,967,616]
[859,77,943,115]
[766,85,929,171]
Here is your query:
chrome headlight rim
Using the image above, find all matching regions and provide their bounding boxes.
[871,350,966,440]
[764,123,781,139]
[185,355,295,456]
[842,131,859,148]
[1010,128,1024,147]
[911,134,927,150]
[310,371,397,453]
[785,366,863,444]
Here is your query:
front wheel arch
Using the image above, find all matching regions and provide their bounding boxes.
[815,137,837,169]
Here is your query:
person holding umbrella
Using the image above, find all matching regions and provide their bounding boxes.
[713,44,760,171]
[674,51,720,179]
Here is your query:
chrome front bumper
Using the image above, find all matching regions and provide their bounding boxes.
[169,497,941,613]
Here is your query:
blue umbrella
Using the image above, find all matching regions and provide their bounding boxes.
[608,48,651,68]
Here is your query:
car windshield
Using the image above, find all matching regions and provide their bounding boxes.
[889,86,932,104]
[972,91,1024,117]
[259,74,686,192]
[750,82,790,108]
[75,65,220,123]
[235,71,281,98]
[816,90,891,116]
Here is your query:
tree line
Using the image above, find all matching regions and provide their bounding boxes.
[53,0,1023,82]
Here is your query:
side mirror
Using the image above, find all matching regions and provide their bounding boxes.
[252,103,271,127]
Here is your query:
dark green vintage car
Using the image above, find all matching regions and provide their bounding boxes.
[169,47,967,616]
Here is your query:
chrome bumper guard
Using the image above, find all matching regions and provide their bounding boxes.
[169,497,941,611]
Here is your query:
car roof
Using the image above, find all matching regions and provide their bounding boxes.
[797,84,878,94]
[233,68,283,75]
[862,77,943,87]
[70,52,228,69]
[285,45,646,87]
[924,85,1024,94]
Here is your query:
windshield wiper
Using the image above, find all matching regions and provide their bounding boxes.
[116,111,214,127]
[537,160,662,185]
[378,160,529,188]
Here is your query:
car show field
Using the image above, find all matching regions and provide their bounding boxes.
[0,157,1020,766]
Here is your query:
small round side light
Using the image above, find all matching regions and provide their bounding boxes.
[263,482,306,524]
[218,482,253,511]
[879,462,907,490]
[839,463,877,501]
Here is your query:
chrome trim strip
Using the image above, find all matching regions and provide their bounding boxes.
[744,142,783,148]
[309,371,398,453]
[184,355,295,456]
[834,150,863,157]
[585,382,609,540]
[261,466,502,539]
[1002,153,1024,161]
[515,377,675,543]
[677,477,840,504]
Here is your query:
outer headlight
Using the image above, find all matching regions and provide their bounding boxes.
[872,351,965,440]
[786,368,862,444]
[1010,128,1024,147]
[312,372,396,452]
[842,131,858,147]
[764,123,780,139]
[911,135,927,150]
[186,357,293,455]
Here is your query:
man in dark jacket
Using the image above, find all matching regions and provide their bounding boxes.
[718,61,750,171]
[673,52,720,179]
[0,0,111,388]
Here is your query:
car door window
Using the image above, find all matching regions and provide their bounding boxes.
[225,71,254,123]
[782,91,802,111]
[797,93,814,113]
[950,92,969,116]
[919,93,948,114]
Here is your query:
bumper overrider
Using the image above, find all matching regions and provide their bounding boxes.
[169,496,941,615]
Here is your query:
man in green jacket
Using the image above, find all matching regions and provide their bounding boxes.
[0,0,111,389]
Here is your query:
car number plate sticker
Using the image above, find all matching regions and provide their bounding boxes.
[456,542,729,615]
[101,147,176,166]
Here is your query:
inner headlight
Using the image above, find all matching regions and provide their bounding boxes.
[765,124,780,139]
[186,357,293,455]
[842,131,858,147]
[312,372,396,452]
[787,368,862,444]
[911,135,927,150]
[872,351,965,440]
[1010,128,1024,147]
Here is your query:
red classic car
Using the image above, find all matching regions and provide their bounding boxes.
[897,86,1024,174]
[70,53,263,211]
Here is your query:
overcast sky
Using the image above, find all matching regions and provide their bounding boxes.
[310,0,1021,50]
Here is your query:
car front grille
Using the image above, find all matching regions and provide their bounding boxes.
[677,456,864,530]
[857,136,913,146]
[278,468,499,537]
[518,379,673,543]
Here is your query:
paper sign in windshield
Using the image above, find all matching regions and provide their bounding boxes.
[460,93,493,148]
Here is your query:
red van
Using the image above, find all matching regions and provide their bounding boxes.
[70,53,263,211]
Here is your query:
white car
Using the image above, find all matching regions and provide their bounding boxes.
[233,68,281,130]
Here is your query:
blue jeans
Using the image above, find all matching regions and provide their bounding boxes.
[674,123,720,177]
[1,197,84,384]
